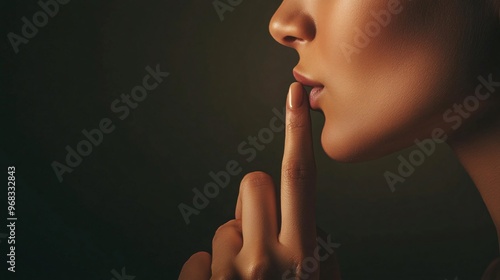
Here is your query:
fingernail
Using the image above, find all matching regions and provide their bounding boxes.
[288,84,304,109]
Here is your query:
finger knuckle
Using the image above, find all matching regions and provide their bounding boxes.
[185,251,210,266]
[240,171,274,193]
[240,256,273,280]
[213,228,228,246]
[287,117,307,131]
[213,221,239,245]
[282,161,315,183]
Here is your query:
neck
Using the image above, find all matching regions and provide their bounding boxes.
[449,115,500,252]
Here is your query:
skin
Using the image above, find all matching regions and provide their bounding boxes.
[180,0,500,279]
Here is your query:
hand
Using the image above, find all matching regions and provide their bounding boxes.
[179,83,341,279]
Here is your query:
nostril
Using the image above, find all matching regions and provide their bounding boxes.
[269,6,316,46]
[284,36,301,43]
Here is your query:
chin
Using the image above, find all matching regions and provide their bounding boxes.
[320,124,415,163]
[320,128,370,163]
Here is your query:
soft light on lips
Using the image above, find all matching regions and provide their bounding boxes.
[292,70,324,110]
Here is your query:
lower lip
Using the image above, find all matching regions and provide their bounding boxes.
[308,86,324,110]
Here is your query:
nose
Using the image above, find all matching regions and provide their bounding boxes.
[269,1,316,48]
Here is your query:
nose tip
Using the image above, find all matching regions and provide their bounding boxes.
[269,4,316,48]
[269,21,305,45]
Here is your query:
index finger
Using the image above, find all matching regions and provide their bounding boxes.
[279,82,317,249]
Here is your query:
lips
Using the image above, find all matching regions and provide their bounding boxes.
[292,70,324,110]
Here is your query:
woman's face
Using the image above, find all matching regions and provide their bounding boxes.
[270,0,499,162]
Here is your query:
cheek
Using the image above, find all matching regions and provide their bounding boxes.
[315,2,467,161]
[320,72,444,162]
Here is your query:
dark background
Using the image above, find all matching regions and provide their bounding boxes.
[1,0,498,279]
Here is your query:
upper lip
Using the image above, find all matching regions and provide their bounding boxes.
[293,70,324,88]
